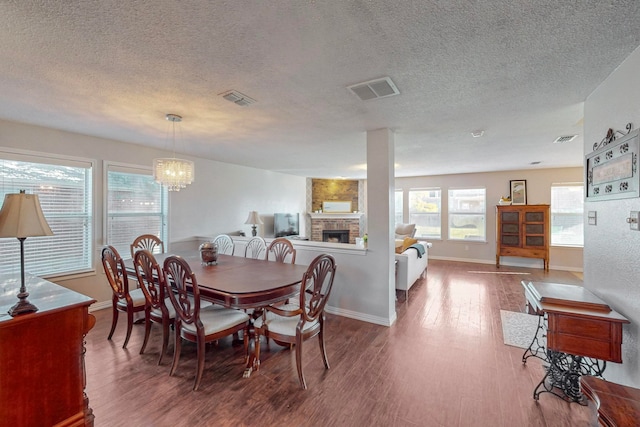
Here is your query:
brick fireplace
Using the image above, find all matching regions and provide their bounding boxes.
[309,213,362,244]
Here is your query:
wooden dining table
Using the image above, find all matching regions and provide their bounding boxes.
[125,251,308,377]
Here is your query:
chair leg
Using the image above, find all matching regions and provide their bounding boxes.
[123,308,134,349]
[140,311,151,355]
[319,324,330,370]
[194,338,205,391]
[170,330,181,377]
[107,301,118,340]
[295,333,307,389]
[159,319,170,365]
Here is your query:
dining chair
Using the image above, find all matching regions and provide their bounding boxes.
[213,234,235,256]
[130,234,165,259]
[134,249,174,364]
[253,253,337,389]
[244,236,267,260]
[266,237,296,264]
[101,245,146,349]
[163,255,251,391]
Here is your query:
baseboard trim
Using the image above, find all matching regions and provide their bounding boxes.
[89,301,111,312]
[429,255,583,272]
[325,305,396,327]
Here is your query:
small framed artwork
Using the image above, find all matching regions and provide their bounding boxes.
[510,180,527,205]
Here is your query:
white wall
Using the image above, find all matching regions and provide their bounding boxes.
[396,167,584,271]
[584,45,640,387]
[0,119,306,306]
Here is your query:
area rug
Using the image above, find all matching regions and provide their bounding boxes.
[500,310,544,349]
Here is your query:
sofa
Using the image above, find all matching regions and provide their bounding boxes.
[395,241,431,300]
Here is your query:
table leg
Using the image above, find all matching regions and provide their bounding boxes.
[242,307,264,378]
[522,313,548,364]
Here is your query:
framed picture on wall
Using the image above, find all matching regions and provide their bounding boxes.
[510,180,527,205]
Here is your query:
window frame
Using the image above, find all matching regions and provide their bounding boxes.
[104,161,169,259]
[550,183,584,248]
[0,147,95,278]
[409,187,442,239]
[447,187,487,242]
[395,189,404,225]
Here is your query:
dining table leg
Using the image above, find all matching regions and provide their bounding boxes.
[243,308,264,378]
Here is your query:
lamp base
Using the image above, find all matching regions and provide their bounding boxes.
[251,225,257,237]
[8,292,38,317]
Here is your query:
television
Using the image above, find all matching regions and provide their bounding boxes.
[274,213,300,237]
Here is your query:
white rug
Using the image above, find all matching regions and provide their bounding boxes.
[500,310,544,349]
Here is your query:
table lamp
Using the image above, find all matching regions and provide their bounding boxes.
[0,190,54,316]
[244,211,263,237]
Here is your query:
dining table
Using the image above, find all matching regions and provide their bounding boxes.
[125,251,309,377]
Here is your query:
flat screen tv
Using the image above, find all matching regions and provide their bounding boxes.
[274,213,300,237]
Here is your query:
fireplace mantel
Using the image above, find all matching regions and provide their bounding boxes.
[308,213,363,220]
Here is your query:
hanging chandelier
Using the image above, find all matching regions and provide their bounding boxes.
[153,114,195,191]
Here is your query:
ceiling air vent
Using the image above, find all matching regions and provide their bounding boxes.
[553,135,577,144]
[220,90,256,106]
[347,77,399,101]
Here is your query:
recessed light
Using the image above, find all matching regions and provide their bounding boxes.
[471,130,484,138]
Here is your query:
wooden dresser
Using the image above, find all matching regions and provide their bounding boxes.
[496,204,550,270]
[0,273,96,426]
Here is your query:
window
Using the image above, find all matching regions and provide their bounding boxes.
[551,184,584,246]
[395,190,403,225]
[0,154,93,277]
[448,188,486,241]
[409,188,441,239]
[106,164,168,259]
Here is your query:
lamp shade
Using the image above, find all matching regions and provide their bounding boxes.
[0,192,53,238]
[244,211,263,225]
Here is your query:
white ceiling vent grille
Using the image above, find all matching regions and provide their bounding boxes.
[220,90,256,106]
[553,135,578,144]
[347,77,399,101]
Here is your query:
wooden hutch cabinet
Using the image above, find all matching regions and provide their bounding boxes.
[0,274,96,426]
[496,204,550,270]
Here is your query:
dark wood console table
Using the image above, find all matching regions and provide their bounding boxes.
[0,273,96,426]
[580,376,640,427]
[521,281,629,404]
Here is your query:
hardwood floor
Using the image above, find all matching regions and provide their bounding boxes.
[85,260,594,426]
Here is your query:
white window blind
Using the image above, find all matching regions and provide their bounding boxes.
[409,188,441,239]
[106,166,168,259]
[0,156,93,277]
[448,188,486,241]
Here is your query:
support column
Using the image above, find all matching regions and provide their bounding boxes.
[366,128,396,325]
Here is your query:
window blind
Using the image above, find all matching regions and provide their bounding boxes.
[0,157,93,277]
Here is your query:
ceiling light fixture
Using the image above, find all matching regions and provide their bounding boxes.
[153,114,194,192]
[471,130,484,138]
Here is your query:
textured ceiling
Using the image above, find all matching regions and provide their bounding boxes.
[1,1,640,178]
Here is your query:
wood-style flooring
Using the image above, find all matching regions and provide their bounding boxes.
[85,260,594,426]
